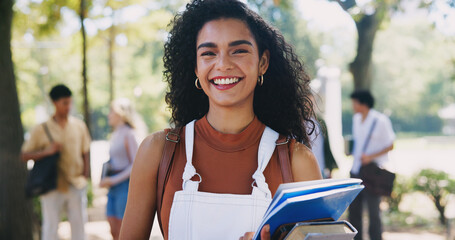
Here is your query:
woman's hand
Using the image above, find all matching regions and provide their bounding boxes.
[239,224,270,240]
[99,177,113,188]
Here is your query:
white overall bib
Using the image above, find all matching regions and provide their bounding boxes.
[168,120,279,240]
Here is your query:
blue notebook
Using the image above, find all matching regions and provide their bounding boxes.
[253,178,364,240]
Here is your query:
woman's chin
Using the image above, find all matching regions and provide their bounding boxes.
[208,95,253,109]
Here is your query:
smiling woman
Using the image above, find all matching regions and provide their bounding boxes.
[119,1,321,240]
[163,0,315,141]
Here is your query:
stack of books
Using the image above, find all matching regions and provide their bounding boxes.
[253,178,364,240]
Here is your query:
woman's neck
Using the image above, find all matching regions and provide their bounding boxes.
[113,122,126,130]
[206,105,255,134]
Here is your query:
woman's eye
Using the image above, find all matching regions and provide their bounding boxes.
[234,49,248,54]
[201,51,215,56]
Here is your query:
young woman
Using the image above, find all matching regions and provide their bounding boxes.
[119,0,321,239]
[100,98,139,240]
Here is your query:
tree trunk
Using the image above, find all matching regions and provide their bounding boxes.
[108,24,115,103]
[80,0,91,134]
[0,0,33,239]
[350,11,383,90]
[434,195,447,225]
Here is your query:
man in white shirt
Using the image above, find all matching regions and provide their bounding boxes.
[348,90,395,240]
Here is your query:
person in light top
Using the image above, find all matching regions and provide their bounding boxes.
[100,98,139,240]
[119,1,321,239]
[349,90,395,240]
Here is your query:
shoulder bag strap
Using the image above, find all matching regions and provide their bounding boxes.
[276,135,294,183]
[362,118,378,154]
[156,127,181,234]
[42,123,54,143]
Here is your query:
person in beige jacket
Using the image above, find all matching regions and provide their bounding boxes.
[22,84,91,240]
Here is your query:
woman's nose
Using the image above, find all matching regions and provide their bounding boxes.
[215,53,234,71]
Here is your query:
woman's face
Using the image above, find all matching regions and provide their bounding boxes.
[195,18,269,109]
[108,107,123,127]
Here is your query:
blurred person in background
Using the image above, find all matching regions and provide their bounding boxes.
[99,98,139,240]
[348,90,395,240]
[21,84,91,240]
[307,94,338,178]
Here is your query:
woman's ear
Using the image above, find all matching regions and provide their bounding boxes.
[259,50,270,75]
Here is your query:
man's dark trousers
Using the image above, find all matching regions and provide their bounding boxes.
[349,174,382,240]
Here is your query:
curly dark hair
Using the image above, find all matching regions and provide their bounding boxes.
[163,0,315,143]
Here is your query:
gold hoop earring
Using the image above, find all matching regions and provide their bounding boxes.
[195,78,202,89]
[258,75,264,86]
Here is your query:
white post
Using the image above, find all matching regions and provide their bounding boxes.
[315,66,349,175]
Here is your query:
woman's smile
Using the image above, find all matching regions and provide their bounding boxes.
[210,76,244,90]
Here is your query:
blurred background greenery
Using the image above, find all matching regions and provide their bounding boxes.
[10,0,455,139]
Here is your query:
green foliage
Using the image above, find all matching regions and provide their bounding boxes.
[13,0,319,138]
[13,0,89,37]
[11,0,455,138]
[87,180,94,208]
[384,210,431,229]
[382,210,445,233]
[412,169,455,202]
[248,0,320,77]
[31,196,42,237]
[329,0,398,25]
[411,169,455,225]
[387,174,412,213]
[381,172,451,233]
[12,0,178,137]
[349,15,455,135]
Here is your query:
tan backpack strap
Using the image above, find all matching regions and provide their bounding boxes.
[276,135,294,183]
[156,127,181,234]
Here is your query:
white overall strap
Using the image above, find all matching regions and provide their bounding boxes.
[252,126,279,198]
[182,120,199,190]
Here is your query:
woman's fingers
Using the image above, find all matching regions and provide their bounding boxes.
[260,224,271,240]
[239,232,255,240]
[239,225,270,240]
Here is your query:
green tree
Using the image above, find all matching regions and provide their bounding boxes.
[372,15,455,133]
[13,0,93,133]
[332,0,455,90]
[411,169,455,225]
[0,0,33,239]
[248,0,320,77]
[332,0,400,90]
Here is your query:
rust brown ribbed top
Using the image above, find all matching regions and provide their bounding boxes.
[159,116,294,239]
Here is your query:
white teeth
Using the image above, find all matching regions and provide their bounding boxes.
[214,78,239,85]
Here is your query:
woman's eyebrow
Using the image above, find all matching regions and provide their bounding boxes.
[228,40,253,47]
[197,40,253,50]
[197,42,217,50]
